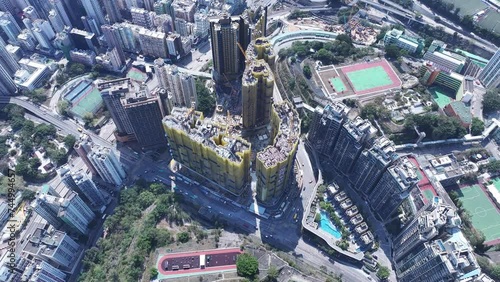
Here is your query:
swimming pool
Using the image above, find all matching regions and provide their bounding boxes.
[319,211,342,239]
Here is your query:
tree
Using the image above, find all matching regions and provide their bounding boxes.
[266,265,279,281]
[470,118,484,136]
[236,253,259,278]
[303,65,312,79]
[150,267,158,278]
[315,213,321,223]
[195,80,215,116]
[385,45,401,59]
[82,113,94,127]
[63,135,76,149]
[177,231,190,243]
[483,90,500,113]
[377,265,390,280]
[58,100,70,116]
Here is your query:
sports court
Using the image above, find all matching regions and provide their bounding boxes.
[127,67,148,82]
[344,66,393,92]
[429,87,454,109]
[64,80,103,119]
[316,59,401,97]
[156,248,242,279]
[456,185,500,244]
[409,157,437,204]
[330,77,346,92]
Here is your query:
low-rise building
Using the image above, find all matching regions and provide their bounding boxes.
[13,58,50,91]
[383,29,424,55]
[443,101,472,127]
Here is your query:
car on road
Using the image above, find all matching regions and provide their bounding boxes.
[309,180,313,184]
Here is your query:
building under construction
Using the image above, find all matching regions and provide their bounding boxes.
[256,102,300,202]
[163,108,251,195]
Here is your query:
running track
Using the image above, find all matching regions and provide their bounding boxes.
[339,59,402,96]
[157,248,242,276]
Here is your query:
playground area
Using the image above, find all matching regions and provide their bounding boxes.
[456,184,500,245]
[317,59,401,98]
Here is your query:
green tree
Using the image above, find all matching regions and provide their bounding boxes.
[82,113,94,127]
[303,65,312,79]
[138,191,155,208]
[470,118,484,136]
[177,231,190,243]
[266,265,279,281]
[57,100,70,116]
[63,134,76,149]
[195,80,216,116]
[236,253,259,278]
[483,90,500,113]
[315,213,321,223]
[377,265,390,280]
[385,44,401,59]
[150,267,158,278]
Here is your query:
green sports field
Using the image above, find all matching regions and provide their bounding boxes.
[345,66,393,92]
[457,185,500,243]
[330,77,346,92]
[429,87,453,109]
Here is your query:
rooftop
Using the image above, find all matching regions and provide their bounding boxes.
[242,59,273,85]
[257,102,300,168]
[344,116,377,142]
[23,228,65,258]
[164,108,250,163]
[369,136,397,165]
[388,157,418,191]
[446,101,472,125]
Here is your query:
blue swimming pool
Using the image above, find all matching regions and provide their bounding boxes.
[319,211,342,239]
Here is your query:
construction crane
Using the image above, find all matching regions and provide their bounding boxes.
[237,42,247,61]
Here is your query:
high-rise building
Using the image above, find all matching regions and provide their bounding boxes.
[0,0,15,15]
[0,37,20,76]
[349,136,397,195]
[0,63,17,95]
[48,9,65,33]
[368,157,418,221]
[165,64,196,107]
[32,190,95,235]
[393,198,480,282]
[194,9,209,38]
[58,191,96,234]
[63,172,105,207]
[23,228,80,269]
[330,117,377,175]
[81,0,105,26]
[49,0,72,28]
[81,15,101,36]
[210,14,250,80]
[163,108,251,195]
[0,11,21,43]
[88,146,126,186]
[131,7,155,29]
[101,25,126,68]
[138,28,168,58]
[23,6,40,19]
[246,37,275,67]
[308,103,350,157]
[256,102,300,202]
[479,48,500,89]
[74,134,98,175]
[122,85,167,150]
[23,259,67,282]
[27,0,51,20]
[241,59,274,130]
[154,58,168,89]
[103,0,122,24]
[98,78,135,135]
[69,28,98,52]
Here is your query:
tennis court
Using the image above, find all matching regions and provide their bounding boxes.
[345,66,393,92]
[456,185,500,243]
[422,188,436,202]
[330,77,346,92]
[69,86,103,118]
[127,67,147,82]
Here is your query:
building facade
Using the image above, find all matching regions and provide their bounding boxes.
[478,48,500,89]
[242,59,274,130]
[88,146,126,186]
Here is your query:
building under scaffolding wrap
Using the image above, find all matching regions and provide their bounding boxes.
[256,102,300,202]
[163,108,251,195]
